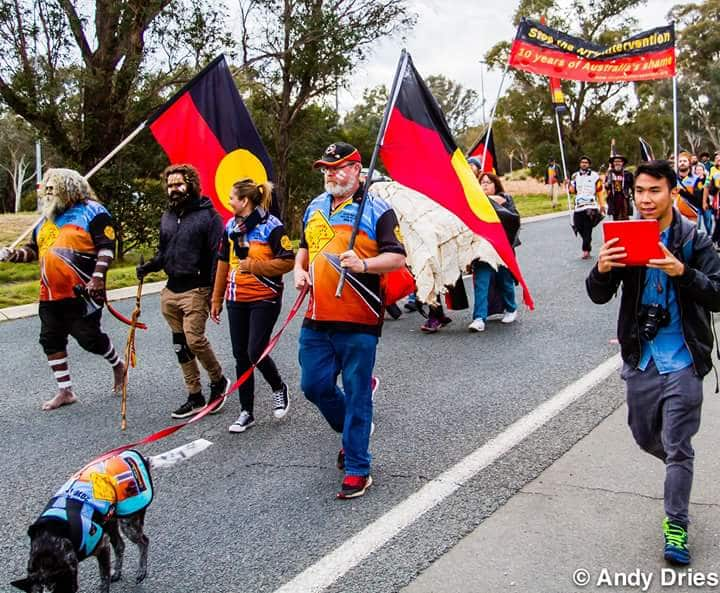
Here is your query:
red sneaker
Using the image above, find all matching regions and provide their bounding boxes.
[371,376,380,401]
[336,474,373,499]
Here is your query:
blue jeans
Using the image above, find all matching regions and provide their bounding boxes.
[472,262,517,321]
[699,209,713,235]
[299,327,377,476]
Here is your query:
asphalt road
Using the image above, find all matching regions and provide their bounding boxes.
[1,215,625,593]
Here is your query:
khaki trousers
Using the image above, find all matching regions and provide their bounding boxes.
[160,287,222,395]
[547,183,559,207]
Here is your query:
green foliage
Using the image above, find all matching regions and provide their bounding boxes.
[245,90,340,235]
[341,85,388,164]
[425,75,479,136]
[669,0,720,151]
[235,0,415,227]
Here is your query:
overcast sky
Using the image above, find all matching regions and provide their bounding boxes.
[337,0,678,119]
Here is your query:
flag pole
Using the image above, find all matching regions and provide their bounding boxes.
[672,74,678,171]
[7,120,148,250]
[84,121,148,179]
[554,109,573,216]
[480,61,510,171]
[335,49,409,298]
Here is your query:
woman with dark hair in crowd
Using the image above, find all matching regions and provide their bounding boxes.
[468,171,520,332]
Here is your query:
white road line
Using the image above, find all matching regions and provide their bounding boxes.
[273,353,622,593]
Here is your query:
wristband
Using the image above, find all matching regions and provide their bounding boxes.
[362,259,368,273]
[92,272,104,279]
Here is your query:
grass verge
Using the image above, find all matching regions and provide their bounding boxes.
[514,193,570,218]
[0,266,166,309]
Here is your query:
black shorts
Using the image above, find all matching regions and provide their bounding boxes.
[38,299,109,356]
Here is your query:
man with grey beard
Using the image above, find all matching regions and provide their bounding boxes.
[0,168,124,410]
[294,142,407,499]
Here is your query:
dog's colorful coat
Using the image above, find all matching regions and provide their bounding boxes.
[31,450,153,560]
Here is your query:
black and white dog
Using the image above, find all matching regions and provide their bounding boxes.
[11,439,211,593]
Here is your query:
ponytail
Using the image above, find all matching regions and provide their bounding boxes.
[232,177,274,210]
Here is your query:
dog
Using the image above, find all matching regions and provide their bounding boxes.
[11,439,212,593]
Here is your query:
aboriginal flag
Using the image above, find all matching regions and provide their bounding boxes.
[468,127,500,175]
[379,52,533,308]
[148,55,274,220]
[549,76,566,112]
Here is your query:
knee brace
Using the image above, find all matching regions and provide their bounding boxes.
[172,332,196,363]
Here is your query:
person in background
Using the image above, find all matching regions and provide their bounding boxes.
[705,153,720,247]
[699,152,712,174]
[544,158,563,209]
[569,155,605,259]
[468,172,519,332]
[210,178,295,433]
[604,155,634,221]
[692,164,712,235]
[675,152,699,223]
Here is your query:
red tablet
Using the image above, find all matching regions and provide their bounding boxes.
[602,220,664,266]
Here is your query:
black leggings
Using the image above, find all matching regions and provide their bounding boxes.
[573,210,595,252]
[226,299,283,413]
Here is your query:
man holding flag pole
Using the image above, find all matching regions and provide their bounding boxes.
[294,141,407,499]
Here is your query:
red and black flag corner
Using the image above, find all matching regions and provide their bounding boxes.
[509,18,675,83]
[467,127,500,175]
[147,54,275,221]
[379,51,534,309]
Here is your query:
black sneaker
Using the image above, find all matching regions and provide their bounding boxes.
[208,376,230,414]
[386,304,402,319]
[404,301,418,312]
[172,393,205,419]
[228,410,255,433]
[272,383,290,419]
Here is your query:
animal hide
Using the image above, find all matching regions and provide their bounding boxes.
[371,181,504,304]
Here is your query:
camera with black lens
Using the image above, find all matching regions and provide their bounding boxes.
[638,303,671,341]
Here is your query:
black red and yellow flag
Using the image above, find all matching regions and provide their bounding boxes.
[379,53,533,308]
[148,55,274,220]
[549,76,566,112]
[468,127,500,175]
[510,18,675,83]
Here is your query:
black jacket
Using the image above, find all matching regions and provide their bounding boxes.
[586,209,720,377]
[145,196,224,292]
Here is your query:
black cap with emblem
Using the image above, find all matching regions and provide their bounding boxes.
[313,142,362,169]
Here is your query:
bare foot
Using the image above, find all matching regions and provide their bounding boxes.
[112,360,126,394]
[42,389,78,411]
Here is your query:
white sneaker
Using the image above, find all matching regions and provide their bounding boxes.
[501,311,518,324]
[468,318,485,332]
[228,410,255,433]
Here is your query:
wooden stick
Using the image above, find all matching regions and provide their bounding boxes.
[121,257,144,430]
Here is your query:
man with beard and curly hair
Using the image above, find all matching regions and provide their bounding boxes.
[136,164,229,419]
[0,168,124,410]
